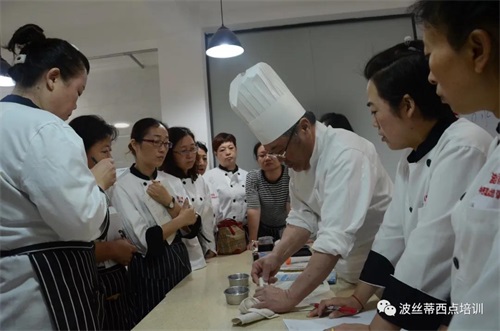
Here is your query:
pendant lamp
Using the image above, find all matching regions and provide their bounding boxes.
[0,57,15,87]
[206,0,244,59]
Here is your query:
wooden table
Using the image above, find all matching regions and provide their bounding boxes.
[133,251,373,330]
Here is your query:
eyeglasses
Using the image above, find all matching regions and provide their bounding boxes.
[141,139,173,149]
[174,147,199,156]
[267,122,298,160]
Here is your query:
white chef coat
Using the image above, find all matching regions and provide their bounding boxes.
[204,166,248,225]
[96,206,125,269]
[0,98,107,330]
[449,227,500,330]
[110,168,174,255]
[287,122,393,283]
[367,118,492,300]
[450,129,500,314]
[162,172,217,271]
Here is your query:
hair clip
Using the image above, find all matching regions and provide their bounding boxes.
[403,36,413,46]
[13,54,26,64]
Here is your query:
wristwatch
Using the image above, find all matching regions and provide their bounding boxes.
[166,196,175,209]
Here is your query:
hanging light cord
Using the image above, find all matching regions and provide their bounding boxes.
[220,0,225,26]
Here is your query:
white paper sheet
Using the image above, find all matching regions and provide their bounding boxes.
[283,310,377,331]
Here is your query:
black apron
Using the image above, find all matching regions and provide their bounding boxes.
[258,222,285,241]
[128,235,191,325]
[0,241,104,331]
[97,263,132,330]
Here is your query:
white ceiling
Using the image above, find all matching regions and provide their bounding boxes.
[1,1,413,63]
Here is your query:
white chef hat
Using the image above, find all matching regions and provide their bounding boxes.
[229,62,306,145]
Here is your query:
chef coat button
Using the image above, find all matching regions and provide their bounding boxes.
[242,185,245,188]
[143,182,147,186]
[225,173,228,176]
[182,181,186,185]
[409,207,413,213]
[191,198,195,202]
[426,159,432,167]
[244,199,247,203]
[453,257,459,269]
[460,192,466,201]
[200,197,203,201]
[233,199,236,203]
[237,173,240,175]
[232,216,236,219]
[230,185,233,188]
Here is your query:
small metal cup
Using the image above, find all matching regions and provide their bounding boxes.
[228,273,250,287]
[224,286,249,305]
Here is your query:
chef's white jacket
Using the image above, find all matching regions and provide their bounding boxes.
[449,127,500,329]
[97,206,125,269]
[0,99,107,329]
[162,172,217,270]
[287,122,393,283]
[449,226,500,331]
[204,166,248,225]
[360,117,492,330]
[110,168,173,255]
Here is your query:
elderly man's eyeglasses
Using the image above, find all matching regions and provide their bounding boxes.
[141,139,173,149]
[267,123,298,160]
[174,147,199,156]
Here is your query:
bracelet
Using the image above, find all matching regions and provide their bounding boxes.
[351,294,365,311]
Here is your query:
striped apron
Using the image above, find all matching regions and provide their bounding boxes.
[97,264,132,330]
[128,235,191,325]
[0,241,104,330]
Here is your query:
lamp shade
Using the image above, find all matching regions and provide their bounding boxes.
[0,57,15,87]
[206,25,244,59]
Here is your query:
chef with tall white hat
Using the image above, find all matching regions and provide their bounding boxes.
[229,62,393,313]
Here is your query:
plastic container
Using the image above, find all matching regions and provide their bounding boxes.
[257,236,274,253]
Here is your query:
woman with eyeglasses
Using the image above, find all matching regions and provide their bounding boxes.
[110,118,198,324]
[160,127,217,270]
[196,141,209,175]
[204,133,248,253]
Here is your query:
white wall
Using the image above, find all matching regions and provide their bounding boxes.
[71,65,162,169]
[0,86,14,99]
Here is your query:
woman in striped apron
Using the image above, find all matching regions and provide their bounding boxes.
[70,115,138,330]
[0,24,115,330]
[110,118,198,325]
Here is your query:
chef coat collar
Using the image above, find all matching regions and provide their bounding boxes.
[218,164,239,173]
[130,164,158,180]
[307,122,325,172]
[1,94,40,109]
[407,114,457,163]
[262,165,285,184]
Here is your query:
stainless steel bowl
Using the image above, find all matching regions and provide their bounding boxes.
[224,286,249,305]
[228,273,250,287]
